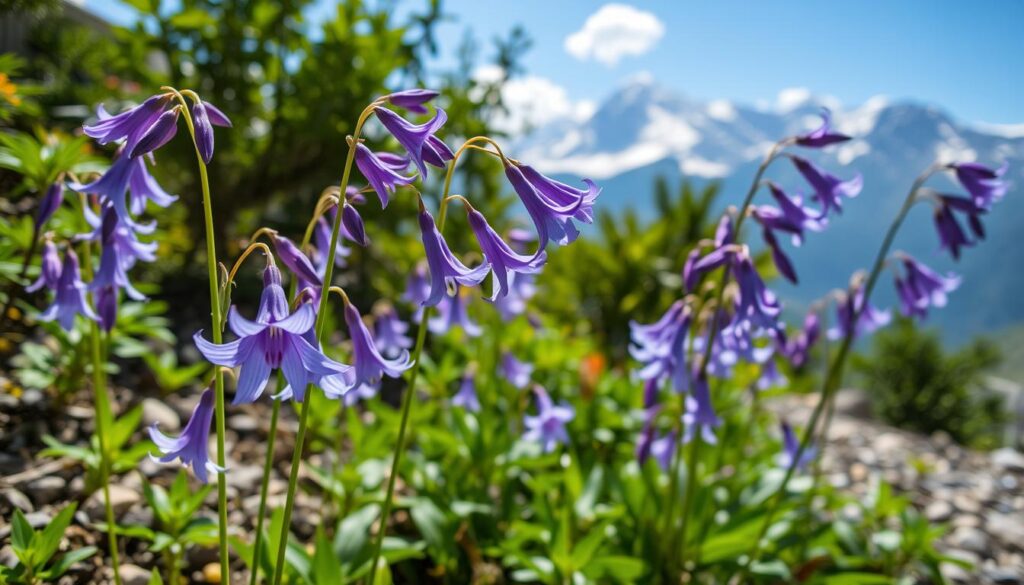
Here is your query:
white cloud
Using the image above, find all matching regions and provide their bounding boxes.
[472,67,595,135]
[776,87,812,113]
[564,4,665,66]
[706,99,737,122]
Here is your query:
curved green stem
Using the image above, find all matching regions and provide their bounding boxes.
[271,102,380,585]
[741,164,942,572]
[249,397,280,585]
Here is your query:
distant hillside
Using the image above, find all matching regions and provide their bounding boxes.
[514,79,1024,342]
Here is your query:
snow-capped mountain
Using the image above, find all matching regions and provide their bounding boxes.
[513,78,1024,341]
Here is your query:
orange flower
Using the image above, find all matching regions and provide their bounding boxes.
[0,73,22,107]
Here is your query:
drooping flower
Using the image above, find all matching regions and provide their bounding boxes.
[417,205,489,306]
[950,161,1008,210]
[932,194,986,261]
[780,311,820,369]
[428,287,482,337]
[84,94,173,150]
[127,156,178,215]
[518,163,600,226]
[25,240,61,293]
[452,372,480,412]
[630,300,692,391]
[38,248,98,331]
[95,285,118,333]
[34,182,64,231]
[760,227,798,284]
[500,352,533,389]
[342,300,413,392]
[731,251,783,333]
[466,206,546,300]
[795,109,851,148]
[828,281,891,341]
[130,106,181,158]
[89,207,146,301]
[523,386,575,453]
[189,98,232,164]
[505,162,594,254]
[78,203,158,270]
[756,359,787,390]
[650,431,677,471]
[148,386,223,483]
[894,254,960,319]
[373,305,413,359]
[642,377,660,410]
[374,107,448,179]
[271,233,322,290]
[194,264,350,404]
[752,183,826,241]
[791,155,862,217]
[385,89,440,114]
[341,201,369,247]
[71,153,171,231]
[682,371,721,445]
[683,215,736,291]
[354,144,416,208]
[776,422,816,472]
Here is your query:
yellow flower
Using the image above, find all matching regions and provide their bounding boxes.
[0,73,22,107]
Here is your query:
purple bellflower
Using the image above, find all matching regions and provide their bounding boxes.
[403,263,431,320]
[828,281,891,341]
[428,287,482,337]
[650,431,677,471]
[385,89,440,114]
[756,359,788,391]
[505,162,595,254]
[148,386,223,483]
[682,372,721,445]
[194,264,350,404]
[950,161,1008,210]
[452,371,481,412]
[130,106,180,158]
[373,305,413,359]
[25,240,61,293]
[71,153,173,231]
[341,201,369,247]
[190,98,232,164]
[354,144,416,208]
[39,248,98,331]
[84,94,173,150]
[89,207,146,301]
[95,285,118,333]
[795,109,851,148]
[418,205,489,306]
[466,206,546,300]
[776,422,816,472]
[271,233,322,291]
[731,251,783,334]
[342,300,413,392]
[894,254,960,319]
[523,386,575,453]
[933,194,986,261]
[791,155,862,217]
[78,204,158,271]
[34,182,64,231]
[374,106,449,179]
[629,300,692,392]
[500,352,533,389]
[780,311,820,369]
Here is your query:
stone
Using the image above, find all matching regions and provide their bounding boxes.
[992,448,1024,473]
[952,493,980,514]
[1,488,32,512]
[833,388,873,418]
[229,414,259,433]
[20,389,43,408]
[84,484,140,520]
[925,500,953,522]
[142,398,180,431]
[226,464,264,491]
[983,567,1023,584]
[949,526,989,555]
[849,462,869,483]
[119,564,151,585]
[987,512,1024,547]
[26,475,66,505]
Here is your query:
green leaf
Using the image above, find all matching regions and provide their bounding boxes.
[169,8,216,29]
[872,530,902,553]
[584,556,645,581]
[142,479,172,528]
[36,504,77,566]
[408,498,452,559]
[822,573,893,585]
[109,405,143,451]
[371,558,392,585]
[11,509,34,564]
[148,570,165,585]
[334,504,378,567]
[38,546,97,580]
[312,526,343,584]
[570,521,608,570]
[750,560,791,580]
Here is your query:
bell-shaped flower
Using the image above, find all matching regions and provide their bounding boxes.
[271,233,322,291]
[89,207,146,301]
[194,264,350,404]
[682,371,721,445]
[26,240,62,293]
[752,183,826,242]
[761,227,798,284]
[828,281,891,341]
[795,109,851,148]
[343,300,413,391]
[417,205,489,306]
[84,94,173,150]
[649,430,677,471]
[790,155,862,217]
[95,285,118,333]
[894,254,960,319]
[493,272,536,321]
[630,300,692,392]
[466,206,546,300]
[34,182,64,231]
[500,352,533,389]
[933,194,986,260]
[128,156,178,215]
[190,98,231,164]
[428,287,482,337]
[39,248,98,331]
[505,162,591,253]
[780,311,820,369]
[523,386,575,453]
[148,386,224,483]
[518,163,600,225]
[950,161,1007,210]
[354,144,416,208]
[373,305,413,358]
[452,372,480,412]
[130,106,180,158]
[385,89,439,114]
[78,203,158,271]
[732,251,783,333]
[374,106,448,179]
[755,359,787,391]
[421,134,455,168]
[71,153,169,231]
[776,422,816,472]
[403,263,431,320]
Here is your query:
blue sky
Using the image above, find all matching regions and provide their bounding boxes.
[85,0,1024,124]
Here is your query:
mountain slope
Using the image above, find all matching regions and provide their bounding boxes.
[514,79,1024,341]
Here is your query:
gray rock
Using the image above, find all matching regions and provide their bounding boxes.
[992,448,1024,473]
[983,566,1023,584]
[84,485,140,520]
[833,388,873,418]
[142,398,180,431]
[226,464,264,491]
[926,500,953,522]
[229,414,259,433]
[26,475,66,505]
[987,512,1024,547]
[0,393,18,411]
[952,493,980,515]
[119,564,151,585]
[20,389,44,408]
[2,488,32,512]
[949,526,989,555]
